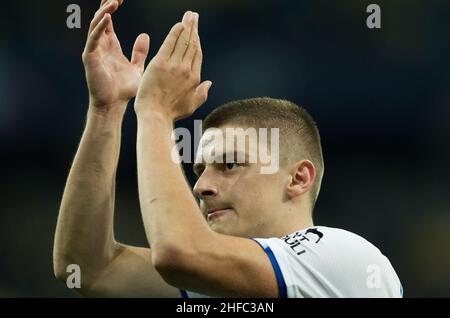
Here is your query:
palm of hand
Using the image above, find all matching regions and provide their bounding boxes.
[84,32,142,108]
[82,1,149,111]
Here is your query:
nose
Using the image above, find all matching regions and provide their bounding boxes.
[193,174,218,200]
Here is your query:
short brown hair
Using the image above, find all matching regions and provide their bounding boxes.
[202,97,324,208]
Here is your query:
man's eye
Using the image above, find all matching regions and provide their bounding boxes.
[225,162,241,170]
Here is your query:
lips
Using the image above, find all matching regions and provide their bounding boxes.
[206,207,232,220]
[208,207,230,214]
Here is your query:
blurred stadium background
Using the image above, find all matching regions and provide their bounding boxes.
[0,0,449,297]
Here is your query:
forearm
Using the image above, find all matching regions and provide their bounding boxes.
[54,105,125,279]
[136,112,209,253]
[133,10,212,269]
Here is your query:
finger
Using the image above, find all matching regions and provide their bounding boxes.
[192,47,203,75]
[183,13,199,64]
[100,0,123,8]
[88,0,118,36]
[131,33,150,72]
[183,41,198,67]
[191,15,202,72]
[90,1,118,36]
[85,13,111,53]
[171,11,195,61]
[94,0,116,19]
[156,22,185,60]
[105,11,115,33]
[192,30,203,74]
[193,80,212,106]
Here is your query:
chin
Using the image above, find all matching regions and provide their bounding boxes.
[209,223,229,235]
[209,222,230,234]
[209,222,245,237]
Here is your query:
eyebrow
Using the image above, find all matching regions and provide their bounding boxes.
[192,151,249,176]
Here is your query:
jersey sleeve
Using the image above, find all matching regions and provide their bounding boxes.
[180,289,211,298]
[253,227,403,298]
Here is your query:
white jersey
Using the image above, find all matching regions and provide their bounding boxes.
[181,226,403,298]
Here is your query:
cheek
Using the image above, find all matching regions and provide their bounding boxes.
[228,174,261,197]
[225,173,281,215]
[237,178,270,211]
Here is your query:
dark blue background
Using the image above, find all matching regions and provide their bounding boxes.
[0,0,449,297]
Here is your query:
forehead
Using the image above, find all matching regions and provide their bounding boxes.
[197,125,260,154]
[194,124,281,174]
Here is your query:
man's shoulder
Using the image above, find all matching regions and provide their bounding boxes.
[282,225,372,241]
[279,225,379,249]
[258,225,386,263]
[255,226,402,297]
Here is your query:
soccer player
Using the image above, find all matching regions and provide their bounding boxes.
[53,1,402,298]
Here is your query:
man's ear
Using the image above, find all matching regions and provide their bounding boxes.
[286,160,316,199]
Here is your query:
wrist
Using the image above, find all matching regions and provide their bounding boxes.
[88,101,127,118]
[87,105,126,124]
[135,102,175,124]
[84,107,124,138]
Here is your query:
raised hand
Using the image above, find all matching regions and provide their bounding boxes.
[83,0,150,115]
[134,11,212,121]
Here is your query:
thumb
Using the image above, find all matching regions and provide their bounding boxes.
[131,33,150,72]
[194,80,212,106]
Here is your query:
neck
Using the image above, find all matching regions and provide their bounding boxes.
[252,211,314,239]
[271,203,314,237]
